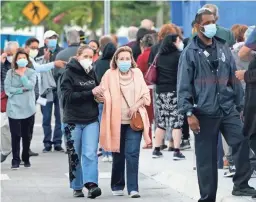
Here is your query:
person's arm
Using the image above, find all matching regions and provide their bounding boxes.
[20,70,37,90]
[177,51,195,114]
[60,70,94,105]
[4,70,24,97]
[31,57,55,72]
[244,69,256,84]
[137,54,148,75]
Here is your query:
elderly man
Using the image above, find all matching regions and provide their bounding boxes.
[0,41,19,163]
[140,19,154,30]
[126,26,138,48]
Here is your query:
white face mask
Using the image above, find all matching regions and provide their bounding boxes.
[80,59,92,72]
[29,49,39,58]
[177,41,184,51]
[7,56,13,63]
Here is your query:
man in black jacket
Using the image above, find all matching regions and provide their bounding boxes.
[177,9,256,201]
[36,30,64,153]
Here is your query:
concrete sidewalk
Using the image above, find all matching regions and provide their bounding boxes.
[138,139,256,202]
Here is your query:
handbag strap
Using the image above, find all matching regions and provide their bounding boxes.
[120,88,130,108]
[151,53,159,66]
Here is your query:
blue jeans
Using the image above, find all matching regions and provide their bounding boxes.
[111,124,142,194]
[98,104,112,157]
[41,91,62,148]
[64,121,99,190]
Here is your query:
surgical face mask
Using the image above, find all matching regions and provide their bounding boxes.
[16,58,28,68]
[201,24,217,39]
[177,41,184,51]
[7,56,13,63]
[80,59,92,72]
[47,39,58,50]
[117,60,131,73]
[29,49,39,58]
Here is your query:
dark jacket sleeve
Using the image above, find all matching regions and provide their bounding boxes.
[244,69,256,84]
[60,70,94,105]
[228,49,244,111]
[177,50,195,114]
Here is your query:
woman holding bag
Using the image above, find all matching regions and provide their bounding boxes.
[98,46,151,198]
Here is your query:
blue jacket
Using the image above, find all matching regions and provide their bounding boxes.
[177,36,244,116]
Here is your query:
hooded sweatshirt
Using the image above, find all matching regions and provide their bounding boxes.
[60,58,99,124]
[94,42,116,82]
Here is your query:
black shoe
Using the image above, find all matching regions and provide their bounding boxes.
[1,152,10,163]
[160,145,168,150]
[73,190,84,197]
[43,146,52,153]
[54,146,64,152]
[224,165,236,177]
[152,150,163,158]
[168,147,174,152]
[29,150,39,157]
[232,186,256,196]
[11,164,19,170]
[24,162,31,168]
[173,151,185,160]
[180,140,191,150]
[87,187,102,199]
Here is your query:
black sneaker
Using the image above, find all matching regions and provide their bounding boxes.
[152,150,163,158]
[11,164,19,170]
[224,165,236,177]
[73,190,84,197]
[232,186,256,196]
[87,187,102,199]
[168,147,174,152]
[160,145,168,150]
[173,151,185,160]
[180,140,191,150]
[54,146,64,152]
[43,146,52,153]
[29,150,39,157]
[24,162,31,168]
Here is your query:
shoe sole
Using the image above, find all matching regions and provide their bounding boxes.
[29,154,39,157]
[173,157,186,161]
[88,187,102,199]
[74,194,84,197]
[180,146,191,150]
[152,155,163,158]
[11,167,19,170]
[130,194,141,198]
[232,191,256,196]
[224,172,235,177]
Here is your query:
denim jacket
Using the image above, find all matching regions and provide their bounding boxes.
[177,36,244,116]
[4,68,37,119]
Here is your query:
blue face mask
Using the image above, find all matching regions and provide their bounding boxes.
[118,61,131,73]
[201,24,217,39]
[16,58,28,68]
[47,39,57,51]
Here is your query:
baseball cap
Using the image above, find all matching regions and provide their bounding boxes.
[44,30,59,40]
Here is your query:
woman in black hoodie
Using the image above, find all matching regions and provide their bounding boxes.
[60,45,104,199]
[152,34,185,160]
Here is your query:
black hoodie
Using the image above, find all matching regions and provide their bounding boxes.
[156,34,181,94]
[94,42,116,82]
[60,58,99,124]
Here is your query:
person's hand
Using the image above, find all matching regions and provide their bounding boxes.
[128,105,139,118]
[44,48,50,61]
[95,95,105,103]
[187,115,200,134]
[54,60,66,68]
[235,70,246,81]
[92,86,104,97]
[22,88,29,92]
[1,53,7,63]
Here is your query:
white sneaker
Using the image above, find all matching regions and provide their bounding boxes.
[108,156,113,162]
[112,190,124,196]
[130,191,140,198]
[102,156,108,162]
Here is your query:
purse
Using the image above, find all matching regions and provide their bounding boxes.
[1,91,8,113]
[144,53,159,85]
[120,89,144,131]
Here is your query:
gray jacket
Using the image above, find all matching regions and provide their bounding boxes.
[177,36,244,116]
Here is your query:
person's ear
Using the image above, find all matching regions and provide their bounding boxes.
[215,16,219,22]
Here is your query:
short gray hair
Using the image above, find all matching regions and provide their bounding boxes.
[202,4,219,17]
[128,26,138,41]
[141,19,154,30]
[244,26,256,41]
[66,29,80,44]
[4,41,19,51]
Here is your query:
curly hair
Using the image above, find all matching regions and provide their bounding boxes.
[231,24,248,43]
[110,46,137,70]
[158,23,182,41]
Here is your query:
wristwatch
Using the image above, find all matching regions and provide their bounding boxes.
[186,111,193,117]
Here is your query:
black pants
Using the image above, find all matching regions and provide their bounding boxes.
[182,115,190,140]
[195,109,251,202]
[9,115,35,165]
[29,114,35,148]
